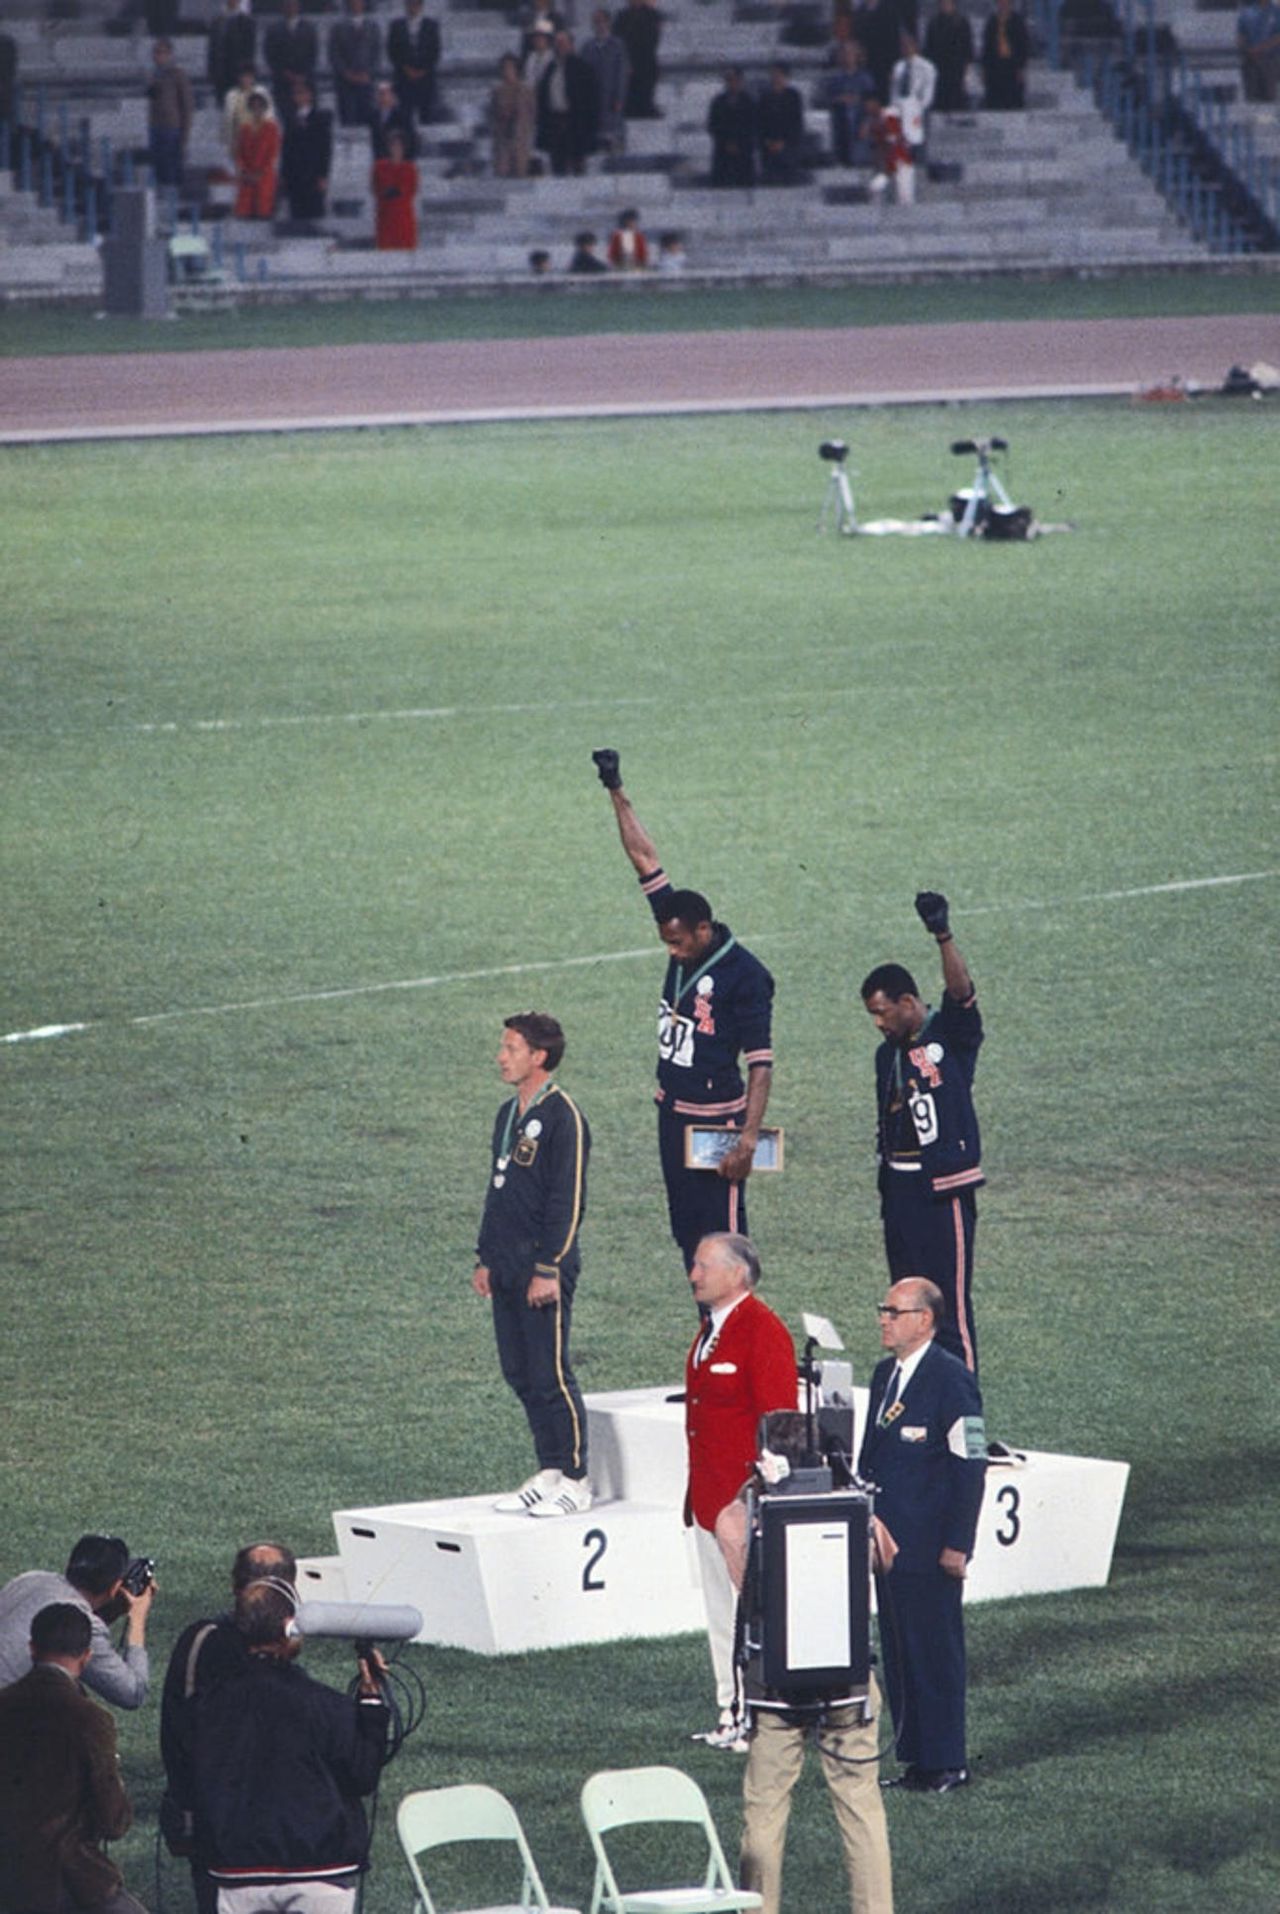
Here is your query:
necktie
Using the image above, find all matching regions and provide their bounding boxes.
[879,1364,902,1424]
[694,1318,714,1366]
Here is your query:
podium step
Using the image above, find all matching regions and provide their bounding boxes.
[299,1387,1129,1654]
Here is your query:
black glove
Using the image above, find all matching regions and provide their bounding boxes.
[915,891,950,937]
[592,748,622,791]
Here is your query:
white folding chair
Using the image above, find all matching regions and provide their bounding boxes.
[397,1783,581,1914]
[579,1766,763,1914]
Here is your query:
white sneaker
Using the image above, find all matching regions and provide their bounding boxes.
[492,1469,563,1513]
[527,1476,594,1519]
[693,1714,749,1754]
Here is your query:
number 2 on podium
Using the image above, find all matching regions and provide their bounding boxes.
[582,1528,608,1591]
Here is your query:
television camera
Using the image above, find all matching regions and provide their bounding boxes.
[735,1319,875,1723]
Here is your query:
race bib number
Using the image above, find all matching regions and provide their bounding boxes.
[658,1001,695,1069]
[908,1089,938,1147]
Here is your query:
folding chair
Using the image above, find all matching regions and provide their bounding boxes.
[579,1766,763,1914]
[397,1783,581,1914]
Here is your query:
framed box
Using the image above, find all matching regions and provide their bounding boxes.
[684,1124,784,1172]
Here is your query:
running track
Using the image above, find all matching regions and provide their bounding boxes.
[2,312,1278,441]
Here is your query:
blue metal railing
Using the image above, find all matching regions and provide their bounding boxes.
[1031,0,1279,251]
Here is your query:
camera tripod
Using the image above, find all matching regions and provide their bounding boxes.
[950,437,1014,539]
[818,456,858,536]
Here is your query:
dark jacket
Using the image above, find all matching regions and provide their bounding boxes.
[283,107,334,218]
[193,1655,386,1885]
[160,1614,249,1852]
[477,1083,589,1283]
[859,1342,987,1571]
[873,987,983,1198]
[0,1665,132,1913]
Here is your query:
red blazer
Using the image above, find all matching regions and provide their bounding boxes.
[684,1293,796,1531]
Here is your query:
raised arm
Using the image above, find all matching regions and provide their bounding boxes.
[592,748,662,876]
[915,890,974,1001]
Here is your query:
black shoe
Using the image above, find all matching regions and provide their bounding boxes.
[919,1767,970,1793]
[879,1766,924,1791]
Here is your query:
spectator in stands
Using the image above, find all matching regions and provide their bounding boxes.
[330,0,382,128]
[234,89,281,218]
[208,0,256,108]
[528,247,552,272]
[925,0,974,110]
[147,38,194,189]
[282,79,333,221]
[582,9,631,156]
[224,63,273,160]
[522,21,557,100]
[0,28,18,130]
[491,53,536,177]
[708,66,756,187]
[373,128,419,247]
[656,228,686,270]
[615,0,662,118]
[758,61,805,185]
[265,0,318,126]
[390,0,443,127]
[569,228,608,271]
[1237,0,1280,100]
[868,97,915,199]
[890,28,936,159]
[371,79,418,159]
[821,39,876,167]
[827,9,858,66]
[852,0,902,105]
[608,206,650,267]
[537,30,599,177]
[981,0,1029,108]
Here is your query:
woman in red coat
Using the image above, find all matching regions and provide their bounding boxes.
[372,130,419,249]
[234,91,280,219]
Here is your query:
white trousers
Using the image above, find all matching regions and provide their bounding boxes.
[695,1522,740,1714]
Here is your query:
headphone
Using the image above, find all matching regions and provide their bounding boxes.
[257,1575,302,1639]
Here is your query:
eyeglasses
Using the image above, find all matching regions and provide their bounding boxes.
[876,1305,926,1319]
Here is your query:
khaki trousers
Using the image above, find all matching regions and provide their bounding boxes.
[740,1687,893,1914]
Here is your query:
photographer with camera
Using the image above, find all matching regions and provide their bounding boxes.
[191,1579,390,1914]
[0,1534,154,1709]
[160,1541,298,1912]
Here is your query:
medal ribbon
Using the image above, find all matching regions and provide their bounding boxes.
[672,935,737,1008]
[497,1078,556,1164]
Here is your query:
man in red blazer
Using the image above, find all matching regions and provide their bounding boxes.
[684,1233,796,1749]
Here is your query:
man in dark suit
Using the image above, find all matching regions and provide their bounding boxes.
[708,66,756,186]
[388,0,442,126]
[0,1603,147,1914]
[281,80,333,221]
[207,0,256,107]
[536,29,599,175]
[858,1276,986,1793]
[264,0,318,125]
[370,79,418,159]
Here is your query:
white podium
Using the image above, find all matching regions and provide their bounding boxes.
[298,1385,1129,1653]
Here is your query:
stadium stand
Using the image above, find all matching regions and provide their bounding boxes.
[1,0,1271,304]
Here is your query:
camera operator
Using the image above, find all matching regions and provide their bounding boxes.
[0,1535,154,1709]
[719,1420,895,1914]
[160,1541,297,1913]
[192,1579,389,1914]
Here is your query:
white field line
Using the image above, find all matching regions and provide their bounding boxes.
[132,696,668,734]
[3,871,1274,1048]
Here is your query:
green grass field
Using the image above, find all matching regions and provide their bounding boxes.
[3,395,1278,1914]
